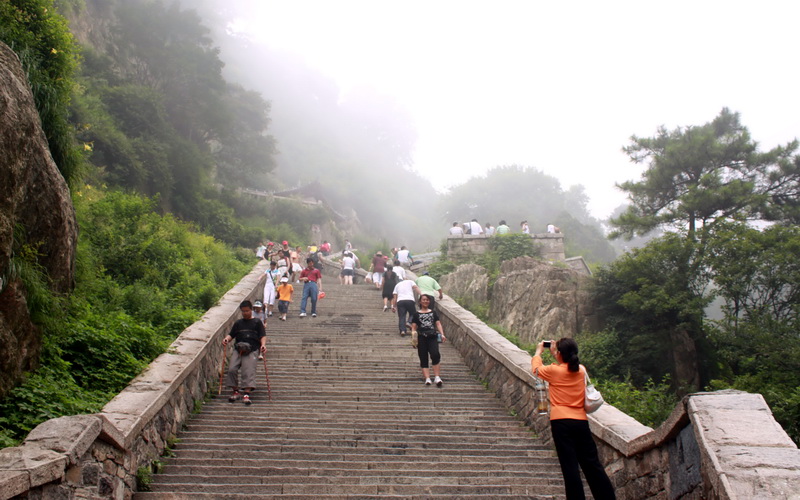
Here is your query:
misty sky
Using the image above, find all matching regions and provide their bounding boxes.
[231,0,800,218]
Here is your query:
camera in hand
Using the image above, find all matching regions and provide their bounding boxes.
[543,341,551,348]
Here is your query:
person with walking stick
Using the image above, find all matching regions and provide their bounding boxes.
[222,300,267,405]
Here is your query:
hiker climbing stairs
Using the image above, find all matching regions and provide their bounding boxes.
[137,282,568,499]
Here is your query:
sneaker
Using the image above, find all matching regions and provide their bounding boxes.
[258,353,264,360]
[279,316,286,321]
[299,313,307,317]
[311,313,317,318]
[383,305,388,312]
[424,378,432,386]
[406,322,412,329]
[434,376,443,387]
[243,394,251,405]
[228,391,240,403]
[267,312,273,317]
[400,331,406,337]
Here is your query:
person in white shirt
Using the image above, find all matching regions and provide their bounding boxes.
[341,252,356,285]
[484,223,495,236]
[469,219,483,235]
[393,260,407,280]
[396,246,412,267]
[391,278,421,337]
[521,221,530,234]
[449,222,464,235]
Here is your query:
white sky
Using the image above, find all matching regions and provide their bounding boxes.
[234,0,800,219]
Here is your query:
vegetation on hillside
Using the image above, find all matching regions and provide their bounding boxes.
[0,188,252,447]
[598,109,800,443]
[0,0,84,185]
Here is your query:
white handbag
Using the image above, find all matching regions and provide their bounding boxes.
[584,369,604,414]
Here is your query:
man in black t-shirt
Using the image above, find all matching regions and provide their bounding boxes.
[222,300,267,405]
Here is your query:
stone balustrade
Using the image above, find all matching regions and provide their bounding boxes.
[0,261,268,500]
[435,295,800,499]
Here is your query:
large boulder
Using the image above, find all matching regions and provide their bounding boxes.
[488,257,596,344]
[0,42,78,398]
[438,263,489,307]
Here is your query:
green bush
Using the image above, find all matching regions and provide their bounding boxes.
[0,186,253,446]
[595,375,678,428]
[489,233,540,262]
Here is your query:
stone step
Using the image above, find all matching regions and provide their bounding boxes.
[165,450,557,463]
[160,462,558,475]
[137,493,559,499]
[170,440,551,455]
[141,282,566,499]
[145,481,563,496]
[152,473,562,485]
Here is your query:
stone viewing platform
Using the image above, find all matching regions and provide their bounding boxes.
[447,233,566,263]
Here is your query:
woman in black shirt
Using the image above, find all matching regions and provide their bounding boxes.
[411,294,447,387]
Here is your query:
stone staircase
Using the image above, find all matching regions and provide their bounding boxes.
[137,282,567,499]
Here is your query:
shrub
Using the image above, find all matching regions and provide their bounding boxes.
[0,186,253,445]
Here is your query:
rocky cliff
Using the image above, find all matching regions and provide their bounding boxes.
[441,257,596,345]
[0,42,78,398]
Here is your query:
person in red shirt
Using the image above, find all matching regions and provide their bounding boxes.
[298,258,323,318]
[531,338,615,500]
[368,251,386,289]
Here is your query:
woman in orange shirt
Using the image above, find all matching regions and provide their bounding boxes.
[531,338,615,500]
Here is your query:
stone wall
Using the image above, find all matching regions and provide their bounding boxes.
[435,295,800,500]
[446,233,565,262]
[0,261,268,500]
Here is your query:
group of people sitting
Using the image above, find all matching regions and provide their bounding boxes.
[449,219,560,236]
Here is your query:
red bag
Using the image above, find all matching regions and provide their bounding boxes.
[318,291,326,299]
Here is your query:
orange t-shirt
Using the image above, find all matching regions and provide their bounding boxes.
[531,355,587,421]
[277,284,294,302]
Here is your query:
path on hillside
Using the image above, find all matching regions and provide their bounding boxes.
[138,282,568,499]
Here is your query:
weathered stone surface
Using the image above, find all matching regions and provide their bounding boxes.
[0,469,29,499]
[689,391,796,448]
[487,256,596,344]
[0,42,78,398]
[438,263,489,305]
[24,415,102,466]
[0,445,67,489]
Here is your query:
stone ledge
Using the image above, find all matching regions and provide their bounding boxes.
[0,469,28,500]
[0,445,67,496]
[23,415,102,466]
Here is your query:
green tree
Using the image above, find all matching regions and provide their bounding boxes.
[706,222,799,333]
[593,233,713,390]
[612,108,797,240]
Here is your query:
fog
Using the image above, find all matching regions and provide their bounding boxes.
[182,0,800,253]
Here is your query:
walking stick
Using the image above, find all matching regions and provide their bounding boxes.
[262,351,273,401]
[218,342,227,395]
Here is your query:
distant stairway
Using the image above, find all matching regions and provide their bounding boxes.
[137,283,567,499]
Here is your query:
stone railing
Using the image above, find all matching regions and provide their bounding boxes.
[435,295,800,500]
[447,232,566,262]
[0,261,268,500]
